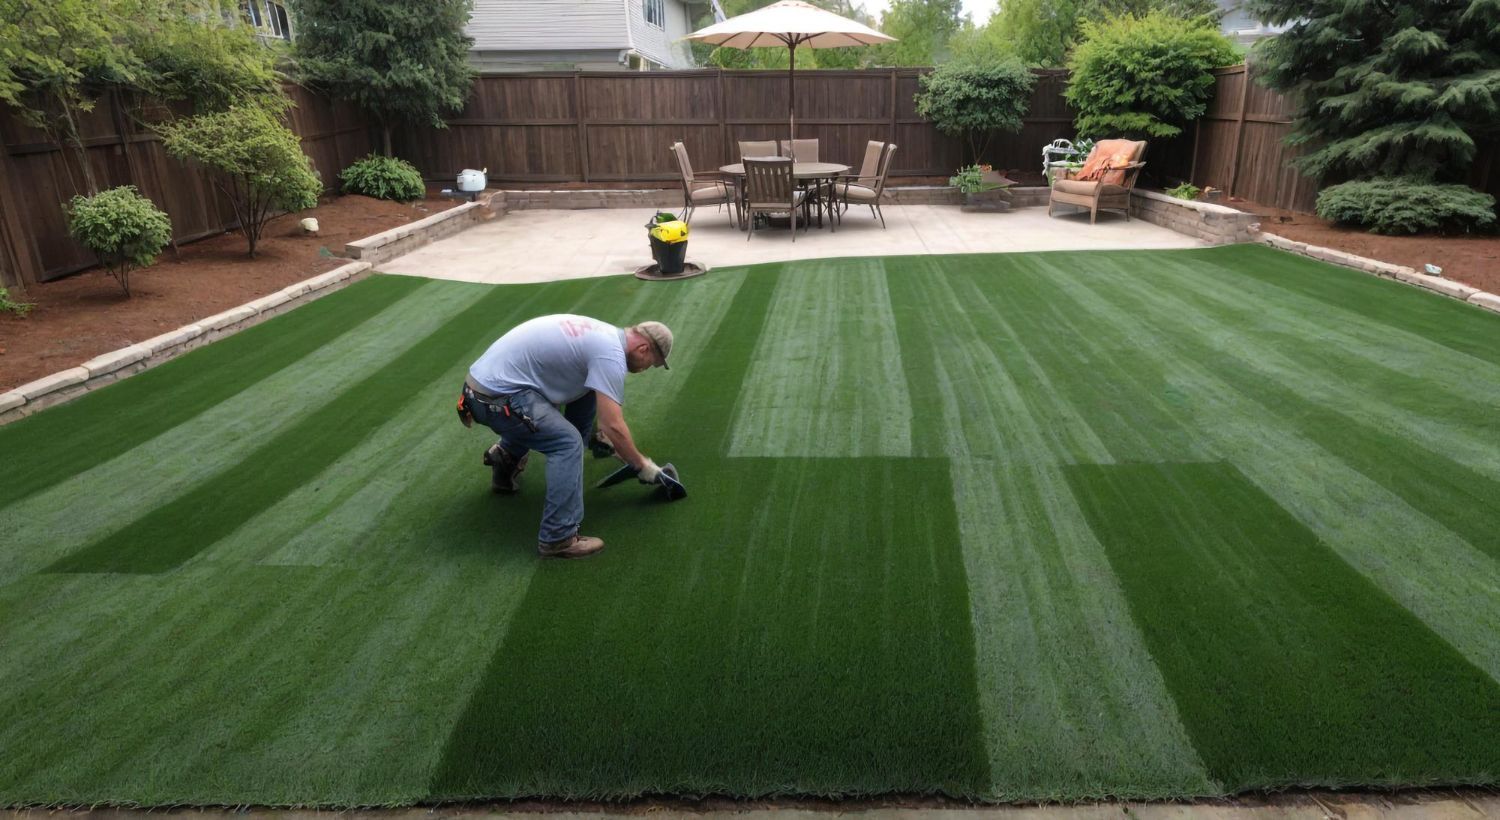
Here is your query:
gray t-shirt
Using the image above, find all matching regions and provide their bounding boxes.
[469,314,627,405]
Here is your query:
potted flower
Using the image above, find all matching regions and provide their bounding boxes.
[951,164,1015,212]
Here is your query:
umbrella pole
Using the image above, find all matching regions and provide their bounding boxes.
[788,38,796,146]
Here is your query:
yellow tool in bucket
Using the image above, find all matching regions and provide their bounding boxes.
[649,219,689,244]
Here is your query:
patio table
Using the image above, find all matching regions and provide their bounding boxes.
[719,161,851,231]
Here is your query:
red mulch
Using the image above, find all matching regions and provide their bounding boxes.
[1224,197,1500,294]
[0,195,456,392]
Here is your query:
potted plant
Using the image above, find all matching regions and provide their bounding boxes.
[951,164,1015,212]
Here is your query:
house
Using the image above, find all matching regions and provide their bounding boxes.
[1215,0,1290,44]
[239,0,293,42]
[466,0,712,72]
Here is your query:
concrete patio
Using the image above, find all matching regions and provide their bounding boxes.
[379,204,1206,284]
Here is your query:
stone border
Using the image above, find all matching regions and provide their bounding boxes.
[1127,189,1261,245]
[1258,232,1500,315]
[494,185,1052,211]
[344,192,503,265]
[0,261,371,427]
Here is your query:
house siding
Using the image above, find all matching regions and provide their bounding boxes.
[467,0,631,51]
[625,0,696,68]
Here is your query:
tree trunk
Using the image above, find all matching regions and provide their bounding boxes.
[57,95,99,196]
[382,125,393,157]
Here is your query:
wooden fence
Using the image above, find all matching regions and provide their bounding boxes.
[6,65,1497,288]
[393,69,1075,184]
[0,86,373,286]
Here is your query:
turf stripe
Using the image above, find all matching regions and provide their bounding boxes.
[428,457,991,800]
[43,279,578,574]
[888,260,1214,799]
[1185,244,1500,367]
[0,275,427,510]
[1030,256,1500,684]
[1059,260,1500,560]
[1064,461,1500,790]
[0,279,495,579]
[729,259,912,457]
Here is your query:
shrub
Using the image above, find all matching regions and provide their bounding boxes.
[160,106,322,257]
[1316,179,1497,235]
[66,186,173,296]
[915,57,1037,165]
[1065,12,1237,139]
[1166,182,1201,199]
[340,155,426,201]
[1,286,35,317]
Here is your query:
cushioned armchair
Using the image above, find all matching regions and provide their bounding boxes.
[1048,139,1148,224]
[671,141,737,227]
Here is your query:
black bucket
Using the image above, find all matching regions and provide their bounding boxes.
[650,236,688,275]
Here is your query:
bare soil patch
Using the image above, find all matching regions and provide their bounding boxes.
[1226,198,1500,294]
[0,194,455,392]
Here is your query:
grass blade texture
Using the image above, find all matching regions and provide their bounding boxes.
[1063,461,1500,791]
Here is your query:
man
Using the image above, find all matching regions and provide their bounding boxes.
[460,315,672,559]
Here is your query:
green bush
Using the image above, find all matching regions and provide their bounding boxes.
[339,155,426,201]
[1065,12,1237,139]
[0,286,35,317]
[1166,182,1201,200]
[160,106,322,257]
[915,57,1037,165]
[1315,179,1497,235]
[66,186,173,296]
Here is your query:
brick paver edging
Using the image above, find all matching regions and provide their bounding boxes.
[1258,232,1500,316]
[0,261,375,426]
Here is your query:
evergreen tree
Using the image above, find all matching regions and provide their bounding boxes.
[290,0,474,156]
[1246,0,1500,185]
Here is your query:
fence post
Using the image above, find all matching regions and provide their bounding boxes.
[575,73,590,183]
[717,69,729,167]
[888,69,898,147]
[1225,65,1250,198]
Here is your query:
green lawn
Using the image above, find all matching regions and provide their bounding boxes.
[1,245,1498,806]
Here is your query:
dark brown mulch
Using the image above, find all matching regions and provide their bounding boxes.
[1223,197,1500,295]
[0,195,457,392]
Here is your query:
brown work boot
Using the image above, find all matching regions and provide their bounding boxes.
[483,444,529,494]
[537,534,605,559]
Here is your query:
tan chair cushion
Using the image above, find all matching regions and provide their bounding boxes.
[836,183,878,202]
[1052,178,1101,196]
[856,141,884,183]
[690,183,729,203]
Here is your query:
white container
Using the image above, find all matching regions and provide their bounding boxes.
[299,217,319,235]
[457,168,488,192]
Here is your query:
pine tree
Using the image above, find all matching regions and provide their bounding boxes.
[1247,0,1500,185]
[290,0,474,156]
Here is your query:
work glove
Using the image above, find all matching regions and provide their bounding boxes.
[637,458,662,484]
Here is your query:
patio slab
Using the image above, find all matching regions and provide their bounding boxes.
[378,205,1206,284]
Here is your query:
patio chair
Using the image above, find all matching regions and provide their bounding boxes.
[833,142,896,228]
[738,140,780,160]
[1048,139,1148,224]
[778,139,820,162]
[743,157,806,243]
[670,141,737,227]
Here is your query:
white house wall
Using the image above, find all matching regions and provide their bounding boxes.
[467,0,632,51]
[625,0,696,68]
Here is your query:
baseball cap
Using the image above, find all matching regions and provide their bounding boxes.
[634,321,673,369]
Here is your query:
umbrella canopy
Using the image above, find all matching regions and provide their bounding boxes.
[685,1,895,144]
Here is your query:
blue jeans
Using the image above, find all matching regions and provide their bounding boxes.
[469,388,596,544]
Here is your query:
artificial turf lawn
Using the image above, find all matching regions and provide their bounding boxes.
[1,244,1498,805]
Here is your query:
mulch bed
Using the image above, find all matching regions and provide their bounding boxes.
[1224,197,1500,294]
[0,194,456,392]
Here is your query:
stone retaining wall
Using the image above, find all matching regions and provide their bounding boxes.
[0,261,372,426]
[344,193,503,266]
[1127,189,1261,245]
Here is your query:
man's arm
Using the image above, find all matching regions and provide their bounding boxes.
[595,392,658,478]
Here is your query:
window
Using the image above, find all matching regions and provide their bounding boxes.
[645,0,665,28]
[240,0,262,27]
[268,1,291,40]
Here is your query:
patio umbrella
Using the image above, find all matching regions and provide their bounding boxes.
[685,1,895,145]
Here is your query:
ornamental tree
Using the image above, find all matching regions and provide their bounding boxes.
[915,57,1037,164]
[1064,11,1237,139]
[160,106,322,256]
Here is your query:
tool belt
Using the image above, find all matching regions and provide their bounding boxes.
[460,376,538,432]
